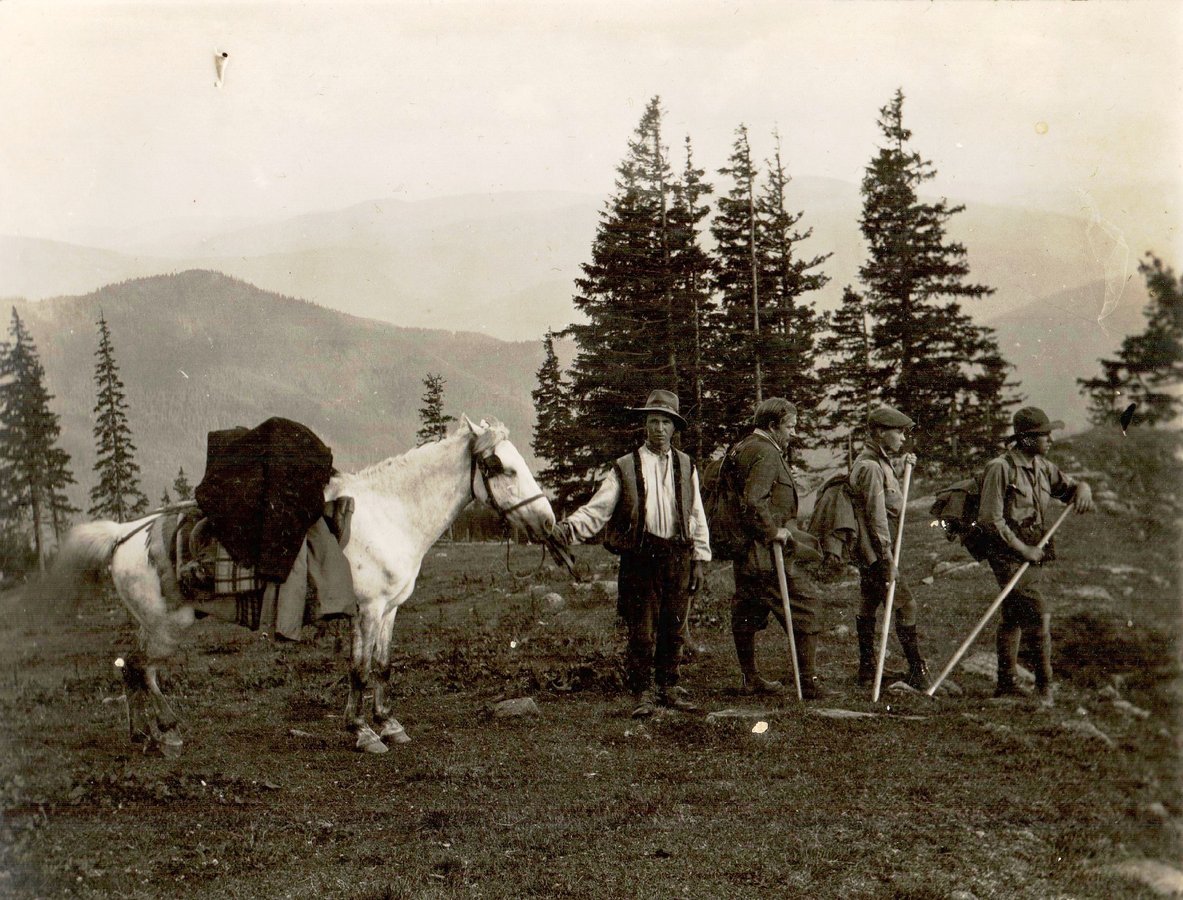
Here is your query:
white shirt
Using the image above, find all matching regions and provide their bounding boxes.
[564,444,712,561]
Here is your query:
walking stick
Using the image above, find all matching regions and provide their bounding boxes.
[926,503,1074,696]
[872,459,914,702]
[772,542,803,701]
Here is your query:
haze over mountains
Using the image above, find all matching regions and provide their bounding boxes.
[1,183,1163,507]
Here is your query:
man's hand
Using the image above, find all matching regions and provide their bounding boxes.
[550,521,573,547]
[688,560,705,594]
[902,452,918,468]
[1072,482,1095,514]
[773,527,793,545]
[1020,543,1045,564]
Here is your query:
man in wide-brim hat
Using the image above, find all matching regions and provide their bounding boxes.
[553,389,710,717]
[977,406,1094,705]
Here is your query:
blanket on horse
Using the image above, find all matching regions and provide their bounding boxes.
[149,497,358,641]
[194,417,335,581]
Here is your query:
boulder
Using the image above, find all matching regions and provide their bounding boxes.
[1098,860,1183,897]
[489,697,540,718]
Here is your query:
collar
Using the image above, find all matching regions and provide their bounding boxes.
[865,439,893,464]
[753,428,784,452]
[640,443,671,461]
[1006,447,1037,470]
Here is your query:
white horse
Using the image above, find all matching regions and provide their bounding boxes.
[41,416,559,756]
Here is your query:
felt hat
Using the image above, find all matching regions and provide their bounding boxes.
[1005,406,1064,442]
[629,389,687,431]
[867,405,915,429]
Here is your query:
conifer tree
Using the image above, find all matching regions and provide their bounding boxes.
[89,312,149,520]
[1079,253,1183,426]
[711,125,764,433]
[563,96,693,468]
[160,488,172,507]
[172,466,193,501]
[858,89,1008,461]
[416,372,455,445]
[531,332,581,514]
[816,286,884,456]
[754,131,830,445]
[0,308,77,565]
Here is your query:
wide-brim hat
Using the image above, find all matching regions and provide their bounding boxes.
[629,389,687,431]
[1004,406,1064,442]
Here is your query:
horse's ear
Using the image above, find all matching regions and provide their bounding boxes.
[460,414,481,434]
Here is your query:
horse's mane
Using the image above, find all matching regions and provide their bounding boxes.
[342,417,511,484]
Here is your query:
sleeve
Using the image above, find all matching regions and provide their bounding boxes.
[978,459,1024,552]
[1044,458,1079,503]
[688,467,712,562]
[850,460,891,562]
[562,469,621,543]
[738,446,782,543]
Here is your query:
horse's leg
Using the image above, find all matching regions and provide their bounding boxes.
[119,651,154,746]
[373,607,410,744]
[345,607,387,754]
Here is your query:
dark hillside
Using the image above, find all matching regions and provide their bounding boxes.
[14,271,547,509]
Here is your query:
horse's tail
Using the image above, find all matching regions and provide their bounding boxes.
[27,520,127,614]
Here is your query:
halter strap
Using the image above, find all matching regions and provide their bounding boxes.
[470,448,547,522]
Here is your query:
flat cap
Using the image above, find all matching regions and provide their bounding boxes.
[867,405,915,429]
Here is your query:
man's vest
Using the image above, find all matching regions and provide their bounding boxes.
[603,447,696,554]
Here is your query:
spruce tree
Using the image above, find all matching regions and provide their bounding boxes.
[160,488,172,507]
[531,332,581,514]
[89,312,149,520]
[0,308,77,565]
[1079,253,1183,426]
[816,286,884,456]
[754,131,830,445]
[858,89,1007,461]
[172,466,194,501]
[711,125,764,433]
[563,96,689,468]
[416,373,455,445]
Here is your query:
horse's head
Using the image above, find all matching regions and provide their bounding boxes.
[463,415,556,542]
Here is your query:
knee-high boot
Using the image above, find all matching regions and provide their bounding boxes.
[795,630,831,700]
[895,622,931,691]
[856,616,877,686]
[1030,614,1054,704]
[733,625,783,695]
[994,623,1029,697]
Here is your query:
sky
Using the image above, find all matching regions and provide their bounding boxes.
[0,0,1179,254]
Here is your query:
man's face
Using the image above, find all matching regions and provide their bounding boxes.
[880,427,906,453]
[645,413,675,452]
[772,413,798,450]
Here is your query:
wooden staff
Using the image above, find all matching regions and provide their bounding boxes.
[772,543,803,701]
[872,459,914,703]
[926,503,1074,696]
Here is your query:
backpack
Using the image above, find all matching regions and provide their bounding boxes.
[929,457,1016,561]
[702,445,745,561]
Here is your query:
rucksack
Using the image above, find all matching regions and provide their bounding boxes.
[702,445,745,561]
[929,457,1016,561]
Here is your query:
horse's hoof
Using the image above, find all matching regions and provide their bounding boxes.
[355,726,388,754]
[157,730,184,758]
[379,721,411,744]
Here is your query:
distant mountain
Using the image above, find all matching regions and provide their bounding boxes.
[985,278,1151,432]
[13,271,548,511]
[2,185,1150,344]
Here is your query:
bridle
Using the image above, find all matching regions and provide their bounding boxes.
[470,445,548,523]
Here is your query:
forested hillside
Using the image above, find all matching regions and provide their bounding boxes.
[12,271,546,509]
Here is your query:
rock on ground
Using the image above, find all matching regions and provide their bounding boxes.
[959,650,1034,684]
[1098,859,1183,897]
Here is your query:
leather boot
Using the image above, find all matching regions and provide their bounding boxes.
[895,622,931,692]
[856,615,877,686]
[795,630,831,700]
[1031,614,1054,706]
[733,626,783,695]
[994,623,1029,698]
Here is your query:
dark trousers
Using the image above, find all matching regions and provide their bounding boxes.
[731,565,821,636]
[617,537,693,694]
[986,556,1046,628]
[857,561,917,626]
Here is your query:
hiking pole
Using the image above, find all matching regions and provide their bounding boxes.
[872,459,914,703]
[772,542,804,701]
[926,503,1074,696]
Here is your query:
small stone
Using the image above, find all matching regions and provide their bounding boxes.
[706,707,775,725]
[1140,802,1170,823]
[921,576,935,585]
[949,890,978,900]
[489,697,540,718]
[1098,684,1120,700]
[543,592,565,608]
[1113,699,1151,719]
[829,624,851,638]
[1068,585,1114,602]
[1059,719,1115,749]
